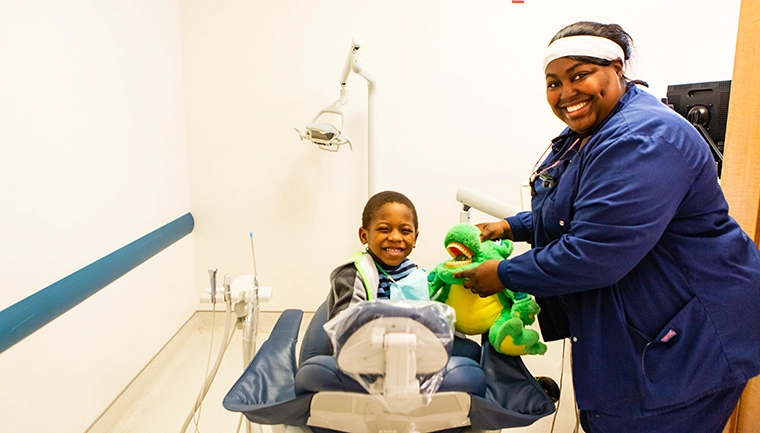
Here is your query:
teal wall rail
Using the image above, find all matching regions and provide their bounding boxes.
[0,212,194,354]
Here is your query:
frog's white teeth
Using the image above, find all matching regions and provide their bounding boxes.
[447,242,473,260]
[445,259,472,268]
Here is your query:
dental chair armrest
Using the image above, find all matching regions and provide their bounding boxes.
[223,309,305,419]
[468,339,555,430]
[452,335,482,363]
[436,356,487,397]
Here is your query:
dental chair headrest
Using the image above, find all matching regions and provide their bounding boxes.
[326,301,455,376]
[331,301,454,356]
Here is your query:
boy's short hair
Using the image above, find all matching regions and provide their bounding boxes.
[362,190,419,230]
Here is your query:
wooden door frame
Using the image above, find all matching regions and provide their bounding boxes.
[720,0,760,432]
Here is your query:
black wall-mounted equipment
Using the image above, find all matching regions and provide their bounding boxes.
[665,80,731,177]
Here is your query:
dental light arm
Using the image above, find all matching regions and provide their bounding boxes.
[339,36,361,85]
[295,35,379,196]
[456,187,522,224]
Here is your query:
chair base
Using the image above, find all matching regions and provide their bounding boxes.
[308,391,471,433]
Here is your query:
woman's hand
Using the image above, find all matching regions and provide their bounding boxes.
[453,259,505,297]
[475,220,514,241]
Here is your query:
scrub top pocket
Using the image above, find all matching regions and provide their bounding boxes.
[640,297,731,410]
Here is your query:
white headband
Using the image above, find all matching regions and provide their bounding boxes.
[543,35,625,72]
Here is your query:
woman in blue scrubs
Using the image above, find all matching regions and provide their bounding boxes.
[453,21,760,432]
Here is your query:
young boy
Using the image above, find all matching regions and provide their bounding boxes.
[326,190,429,320]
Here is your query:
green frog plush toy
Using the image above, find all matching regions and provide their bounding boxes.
[428,223,547,356]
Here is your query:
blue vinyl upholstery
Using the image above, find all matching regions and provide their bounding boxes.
[223,300,555,431]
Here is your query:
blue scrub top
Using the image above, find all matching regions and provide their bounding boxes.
[500,84,760,416]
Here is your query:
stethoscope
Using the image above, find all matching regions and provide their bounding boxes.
[528,134,582,196]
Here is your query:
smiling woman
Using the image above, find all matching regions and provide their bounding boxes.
[543,25,630,137]
[452,20,760,433]
[544,56,626,136]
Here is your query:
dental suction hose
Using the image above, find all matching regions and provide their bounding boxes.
[242,277,259,365]
[243,233,261,365]
[180,273,234,433]
[208,267,217,304]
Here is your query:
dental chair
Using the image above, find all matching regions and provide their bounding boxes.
[223,300,557,433]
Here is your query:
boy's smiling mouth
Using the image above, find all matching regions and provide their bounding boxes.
[385,247,404,256]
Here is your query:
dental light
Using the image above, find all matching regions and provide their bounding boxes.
[456,187,522,224]
[295,35,378,195]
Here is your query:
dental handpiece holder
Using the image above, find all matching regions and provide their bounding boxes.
[201,275,272,318]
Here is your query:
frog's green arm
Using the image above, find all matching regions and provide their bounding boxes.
[497,290,514,306]
[428,269,451,301]
[433,283,451,302]
[493,239,514,259]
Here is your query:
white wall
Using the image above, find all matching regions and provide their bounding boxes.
[181,0,741,312]
[0,1,195,432]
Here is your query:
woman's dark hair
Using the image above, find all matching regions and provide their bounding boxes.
[362,190,419,230]
[550,21,648,87]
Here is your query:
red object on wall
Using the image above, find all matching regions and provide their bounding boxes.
[512,0,525,3]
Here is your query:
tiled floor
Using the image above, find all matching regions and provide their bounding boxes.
[87,310,582,433]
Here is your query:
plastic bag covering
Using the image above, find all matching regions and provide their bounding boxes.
[323,300,456,410]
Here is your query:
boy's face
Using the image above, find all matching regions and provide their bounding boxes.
[359,202,418,267]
